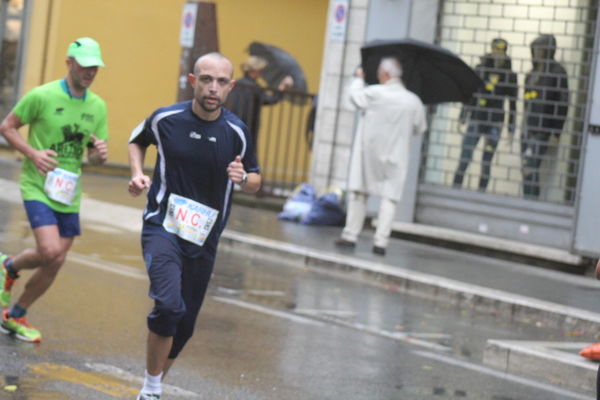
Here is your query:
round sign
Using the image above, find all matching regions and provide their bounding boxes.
[184,11,193,28]
[335,4,346,23]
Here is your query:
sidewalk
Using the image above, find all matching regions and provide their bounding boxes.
[1,155,600,395]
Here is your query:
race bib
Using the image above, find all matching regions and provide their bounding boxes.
[162,193,219,246]
[43,168,80,206]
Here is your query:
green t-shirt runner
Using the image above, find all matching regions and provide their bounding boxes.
[0,37,107,345]
[14,79,108,213]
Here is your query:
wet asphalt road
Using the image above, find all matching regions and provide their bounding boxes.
[0,158,595,399]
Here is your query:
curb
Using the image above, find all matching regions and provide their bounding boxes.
[484,339,597,394]
[389,220,589,272]
[220,230,600,336]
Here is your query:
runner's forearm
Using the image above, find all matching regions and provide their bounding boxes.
[241,172,261,194]
[0,113,36,160]
[2,128,35,159]
[128,142,146,177]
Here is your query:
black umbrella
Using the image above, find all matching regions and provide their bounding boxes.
[248,41,308,99]
[361,38,483,104]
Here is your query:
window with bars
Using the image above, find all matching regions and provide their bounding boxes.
[421,0,597,205]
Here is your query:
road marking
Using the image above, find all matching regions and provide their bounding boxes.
[296,311,452,352]
[215,298,451,352]
[413,350,594,400]
[212,296,324,326]
[294,308,356,318]
[337,321,451,351]
[67,252,147,280]
[85,363,200,398]
[296,308,451,338]
[405,332,451,339]
[486,339,596,368]
[85,224,124,235]
[27,362,201,398]
[246,289,286,297]
[216,287,286,297]
[484,339,597,394]
[30,362,138,398]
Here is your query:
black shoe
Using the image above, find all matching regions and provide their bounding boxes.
[372,246,386,256]
[334,238,356,248]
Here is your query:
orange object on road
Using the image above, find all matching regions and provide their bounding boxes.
[579,343,600,360]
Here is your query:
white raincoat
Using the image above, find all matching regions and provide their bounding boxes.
[347,77,427,201]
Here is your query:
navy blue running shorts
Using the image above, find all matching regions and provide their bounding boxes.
[142,230,215,359]
[23,200,81,237]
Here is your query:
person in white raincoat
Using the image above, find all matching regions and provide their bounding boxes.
[335,57,427,255]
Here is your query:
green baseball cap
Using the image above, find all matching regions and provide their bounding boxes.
[66,37,105,67]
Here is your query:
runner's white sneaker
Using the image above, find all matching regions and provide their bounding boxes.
[136,392,160,400]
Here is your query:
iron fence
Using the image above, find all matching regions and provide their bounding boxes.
[227,83,316,198]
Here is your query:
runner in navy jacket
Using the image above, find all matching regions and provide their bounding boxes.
[128,52,261,400]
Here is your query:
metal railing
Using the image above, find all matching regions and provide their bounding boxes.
[226,84,316,198]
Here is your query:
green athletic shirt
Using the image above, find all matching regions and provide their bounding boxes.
[14,79,108,213]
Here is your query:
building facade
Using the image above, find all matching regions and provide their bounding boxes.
[0,0,328,166]
[312,0,600,257]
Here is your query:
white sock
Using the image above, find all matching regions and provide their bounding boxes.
[141,370,162,394]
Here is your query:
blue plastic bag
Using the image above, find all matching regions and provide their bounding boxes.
[300,187,345,226]
[278,183,316,222]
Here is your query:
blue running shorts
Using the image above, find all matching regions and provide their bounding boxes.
[23,200,81,237]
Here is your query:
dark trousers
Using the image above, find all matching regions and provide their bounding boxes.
[453,123,501,190]
[520,129,552,198]
[142,231,215,359]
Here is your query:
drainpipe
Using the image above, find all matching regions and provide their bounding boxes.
[325,0,351,187]
[40,0,54,85]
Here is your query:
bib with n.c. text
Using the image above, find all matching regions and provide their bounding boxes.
[43,168,79,206]
[162,193,219,246]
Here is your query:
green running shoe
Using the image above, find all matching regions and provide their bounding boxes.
[0,309,42,343]
[0,253,18,307]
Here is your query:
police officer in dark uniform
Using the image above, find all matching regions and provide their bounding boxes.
[521,34,569,199]
[453,38,518,191]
